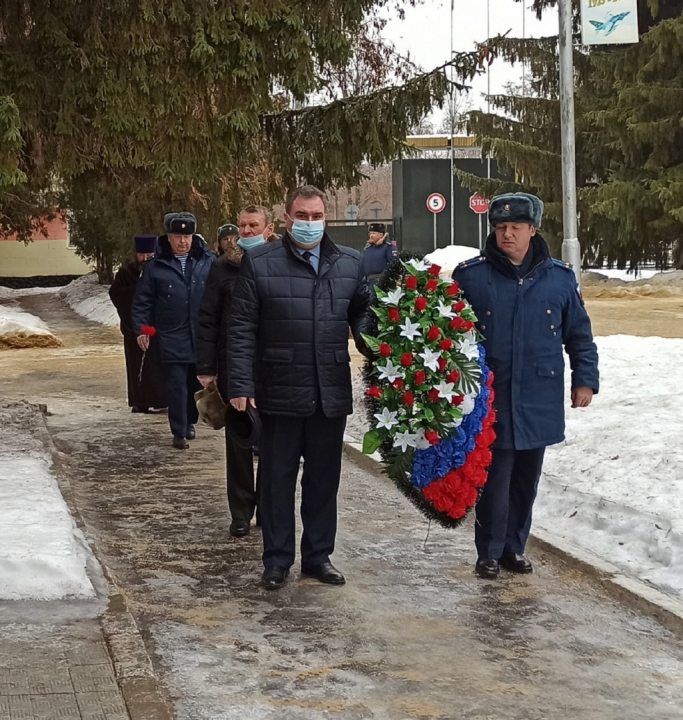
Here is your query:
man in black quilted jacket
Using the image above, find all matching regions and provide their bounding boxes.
[228,185,370,589]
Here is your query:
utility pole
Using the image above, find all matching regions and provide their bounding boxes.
[558,0,582,287]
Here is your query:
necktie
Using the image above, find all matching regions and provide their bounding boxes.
[302,251,312,264]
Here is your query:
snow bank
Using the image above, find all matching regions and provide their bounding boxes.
[537,335,683,600]
[58,273,118,326]
[0,286,61,300]
[425,244,480,277]
[0,304,61,348]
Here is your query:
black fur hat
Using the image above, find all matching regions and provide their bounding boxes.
[488,193,543,228]
[225,404,261,449]
[368,223,387,234]
[164,212,197,235]
[218,224,239,240]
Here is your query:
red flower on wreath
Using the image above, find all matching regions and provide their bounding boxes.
[406,275,418,290]
[401,352,413,367]
[428,388,440,402]
[425,430,440,445]
[388,308,400,323]
[427,326,441,342]
[367,386,383,399]
[141,325,157,337]
[414,370,426,386]
[446,283,460,297]
[453,301,466,313]
[403,391,415,407]
[449,317,467,331]
[438,357,448,372]
[452,394,465,406]
[379,343,392,357]
[392,378,404,390]
[415,296,428,312]
[447,370,460,384]
[429,264,442,277]
[439,338,453,351]
[425,278,439,293]
[464,320,475,332]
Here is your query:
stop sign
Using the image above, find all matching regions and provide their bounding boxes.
[469,195,490,215]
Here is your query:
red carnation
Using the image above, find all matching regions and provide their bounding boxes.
[453,301,466,313]
[438,357,448,372]
[425,279,439,293]
[141,325,157,337]
[403,391,415,407]
[401,352,413,367]
[414,370,426,386]
[428,388,440,402]
[379,343,392,358]
[406,275,418,290]
[449,317,467,331]
[367,386,383,399]
[415,296,428,312]
[392,378,404,390]
[425,430,440,445]
[427,326,441,342]
[439,338,453,351]
[446,283,460,297]
[429,264,442,277]
[447,370,460,384]
[464,321,475,332]
[452,394,465,406]
[388,307,400,323]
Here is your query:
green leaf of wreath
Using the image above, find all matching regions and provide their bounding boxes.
[361,334,381,353]
[451,357,483,396]
[362,430,383,455]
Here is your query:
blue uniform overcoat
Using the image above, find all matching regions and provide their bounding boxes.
[360,241,398,280]
[453,233,599,450]
[132,234,215,364]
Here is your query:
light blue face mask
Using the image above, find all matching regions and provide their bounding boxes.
[237,235,267,250]
[290,219,325,246]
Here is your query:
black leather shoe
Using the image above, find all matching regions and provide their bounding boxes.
[500,553,533,574]
[230,520,250,538]
[172,435,189,450]
[301,562,346,585]
[186,425,196,440]
[475,558,500,579]
[262,566,289,590]
[131,406,149,413]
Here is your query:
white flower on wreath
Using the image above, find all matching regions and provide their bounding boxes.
[457,332,480,361]
[436,300,455,319]
[418,348,442,372]
[407,259,430,272]
[381,287,405,306]
[436,380,456,402]
[414,428,432,450]
[393,430,418,452]
[374,407,399,431]
[377,360,404,383]
[461,394,476,416]
[399,318,422,341]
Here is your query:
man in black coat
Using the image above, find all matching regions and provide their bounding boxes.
[196,206,275,538]
[132,213,215,449]
[109,235,167,413]
[228,186,370,589]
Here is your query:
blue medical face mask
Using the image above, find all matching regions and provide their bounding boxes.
[237,235,267,250]
[290,219,325,246]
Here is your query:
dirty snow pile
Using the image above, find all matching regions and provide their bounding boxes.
[425,244,480,277]
[536,335,683,600]
[58,273,118,326]
[0,403,96,600]
[0,285,61,300]
[0,303,60,348]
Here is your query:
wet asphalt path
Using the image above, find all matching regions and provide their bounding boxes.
[1,294,683,720]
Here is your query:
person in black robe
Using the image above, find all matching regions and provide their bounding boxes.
[109,234,167,413]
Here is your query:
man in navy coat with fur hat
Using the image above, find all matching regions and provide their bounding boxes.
[454,193,599,579]
[133,212,215,449]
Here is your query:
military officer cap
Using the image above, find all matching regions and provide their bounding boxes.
[488,193,543,229]
[217,223,239,240]
[164,212,197,235]
[134,234,157,254]
[368,223,387,234]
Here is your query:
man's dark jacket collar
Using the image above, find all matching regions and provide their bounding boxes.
[156,234,211,262]
[482,231,551,280]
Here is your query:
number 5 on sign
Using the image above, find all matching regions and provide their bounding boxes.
[426,193,446,251]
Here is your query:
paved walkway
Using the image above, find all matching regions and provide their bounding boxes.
[2,295,683,720]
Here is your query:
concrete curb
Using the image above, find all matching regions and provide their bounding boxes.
[343,436,683,638]
[37,405,174,720]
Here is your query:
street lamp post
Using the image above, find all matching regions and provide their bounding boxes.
[558,0,582,287]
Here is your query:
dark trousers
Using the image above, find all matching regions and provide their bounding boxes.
[224,426,258,523]
[475,447,546,560]
[163,362,201,438]
[259,405,346,569]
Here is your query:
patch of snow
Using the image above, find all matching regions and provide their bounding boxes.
[58,274,118,326]
[0,303,54,338]
[587,268,660,282]
[537,335,683,601]
[425,244,481,278]
[0,451,95,600]
[0,285,61,300]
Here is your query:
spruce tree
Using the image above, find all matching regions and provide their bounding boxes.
[461,0,683,268]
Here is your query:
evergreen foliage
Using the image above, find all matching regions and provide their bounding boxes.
[461,0,683,268]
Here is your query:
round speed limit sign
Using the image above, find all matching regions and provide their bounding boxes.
[426,193,447,214]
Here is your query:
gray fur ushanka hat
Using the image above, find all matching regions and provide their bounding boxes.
[488,193,543,228]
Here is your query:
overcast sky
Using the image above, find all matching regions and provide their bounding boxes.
[382,0,558,123]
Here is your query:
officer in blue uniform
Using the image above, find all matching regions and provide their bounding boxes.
[133,212,215,450]
[454,193,599,579]
[359,223,398,286]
